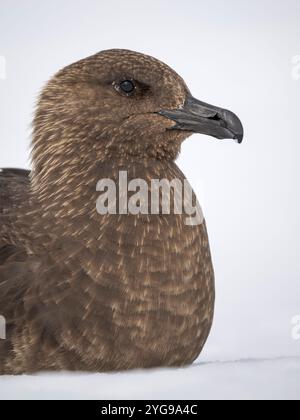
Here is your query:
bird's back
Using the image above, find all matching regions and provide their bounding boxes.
[0,168,30,262]
[0,168,30,372]
[0,168,30,212]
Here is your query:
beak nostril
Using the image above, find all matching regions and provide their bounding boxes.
[208,114,221,122]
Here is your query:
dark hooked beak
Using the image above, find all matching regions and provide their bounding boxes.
[158,94,244,143]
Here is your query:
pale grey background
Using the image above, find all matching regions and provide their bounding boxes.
[0,0,299,399]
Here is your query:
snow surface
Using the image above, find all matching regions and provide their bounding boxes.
[0,357,299,400]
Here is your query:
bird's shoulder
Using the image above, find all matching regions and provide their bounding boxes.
[0,168,30,214]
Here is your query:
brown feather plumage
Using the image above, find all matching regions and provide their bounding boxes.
[0,50,215,374]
